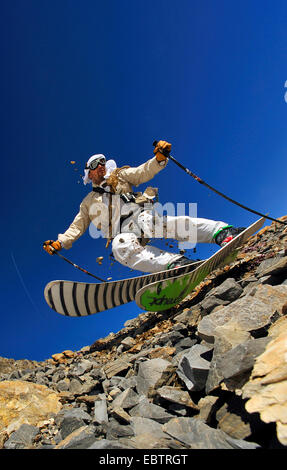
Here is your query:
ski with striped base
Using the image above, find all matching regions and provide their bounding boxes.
[44,217,265,317]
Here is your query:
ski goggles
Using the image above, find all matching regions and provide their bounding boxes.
[85,156,106,170]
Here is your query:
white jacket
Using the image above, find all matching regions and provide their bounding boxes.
[58,157,167,249]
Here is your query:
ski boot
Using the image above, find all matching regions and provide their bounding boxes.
[167,256,202,270]
[214,226,246,247]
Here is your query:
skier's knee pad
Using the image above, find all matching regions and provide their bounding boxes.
[112,233,143,266]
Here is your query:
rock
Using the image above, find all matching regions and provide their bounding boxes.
[111,407,131,424]
[128,416,172,449]
[136,358,175,397]
[0,381,62,435]
[93,395,108,424]
[163,417,260,449]
[256,256,287,277]
[155,386,198,410]
[70,360,94,376]
[55,408,92,439]
[205,323,251,393]
[197,396,219,423]
[176,344,213,391]
[198,284,287,343]
[219,337,271,383]
[130,396,174,423]
[106,419,134,439]
[216,403,251,440]
[212,278,243,301]
[120,337,136,350]
[103,359,132,379]
[112,388,140,410]
[4,423,39,449]
[88,439,132,449]
[55,425,97,449]
[243,328,287,446]
[200,296,229,313]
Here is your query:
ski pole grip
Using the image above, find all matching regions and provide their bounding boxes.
[152,140,170,157]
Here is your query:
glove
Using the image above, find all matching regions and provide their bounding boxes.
[43,240,62,255]
[153,140,172,162]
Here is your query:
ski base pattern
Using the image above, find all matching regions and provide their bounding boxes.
[44,217,265,317]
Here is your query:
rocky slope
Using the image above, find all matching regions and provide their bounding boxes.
[1,217,287,449]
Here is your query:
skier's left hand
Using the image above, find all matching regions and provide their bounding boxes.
[43,240,62,255]
[154,140,171,161]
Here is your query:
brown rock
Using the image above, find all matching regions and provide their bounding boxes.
[103,359,132,379]
[0,381,62,435]
[243,328,287,446]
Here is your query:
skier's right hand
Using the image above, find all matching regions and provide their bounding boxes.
[43,240,62,255]
[154,140,172,161]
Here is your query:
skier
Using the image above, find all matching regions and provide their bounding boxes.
[43,140,244,273]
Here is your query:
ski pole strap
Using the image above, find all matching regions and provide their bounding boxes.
[153,141,287,226]
[52,249,106,282]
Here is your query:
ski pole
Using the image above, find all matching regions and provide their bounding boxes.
[153,141,287,226]
[51,248,106,282]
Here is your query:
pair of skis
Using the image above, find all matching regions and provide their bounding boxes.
[44,217,265,317]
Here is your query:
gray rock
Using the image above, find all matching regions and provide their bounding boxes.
[219,337,271,381]
[106,419,134,439]
[118,375,137,390]
[56,425,97,449]
[198,284,287,343]
[112,387,140,410]
[88,439,133,449]
[156,386,198,410]
[176,344,213,391]
[213,278,243,301]
[136,358,174,397]
[156,330,185,346]
[130,396,174,423]
[55,408,92,439]
[163,417,260,449]
[200,296,229,314]
[103,359,132,379]
[70,359,94,376]
[256,256,287,277]
[120,336,136,350]
[4,424,39,449]
[94,394,109,424]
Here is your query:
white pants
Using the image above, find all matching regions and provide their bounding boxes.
[112,210,227,273]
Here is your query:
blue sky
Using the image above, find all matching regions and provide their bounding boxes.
[1,1,286,361]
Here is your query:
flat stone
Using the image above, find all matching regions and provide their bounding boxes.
[256,256,287,277]
[198,284,287,343]
[55,425,97,449]
[89,439,133,449]
[130,397,174,423]
[162,417,260,449]
[4,424,39,449]
[55,408,92,439]
[155,386,198,410]
[103,359,132,379]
